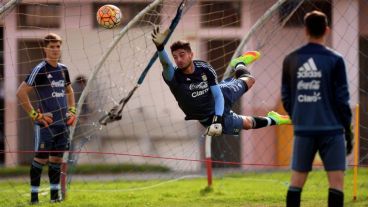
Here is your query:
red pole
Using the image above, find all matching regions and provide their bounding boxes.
[206,157,212,186]
[205,135,212,187]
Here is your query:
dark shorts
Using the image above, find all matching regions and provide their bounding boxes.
[200,78,247,135]
[34,124,70,158]
[291,134,346,172]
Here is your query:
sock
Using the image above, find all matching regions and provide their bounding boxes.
[31,192,39,203]
[235,64,252,79]
[30,160,44,202]
[48,162,61,200]
[286,186,302,207]
[328,188,344,207]
[251,116,275,129]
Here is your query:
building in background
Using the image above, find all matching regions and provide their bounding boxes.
[1,0,366,170]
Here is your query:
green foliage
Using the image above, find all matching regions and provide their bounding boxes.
[0,165,30,177]
[0,163,170,177]
[71,164,170,174]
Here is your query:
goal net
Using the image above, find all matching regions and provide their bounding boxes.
[0,0,367,205]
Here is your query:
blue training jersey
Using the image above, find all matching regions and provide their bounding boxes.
[164,60,218,120]
[281,43,352,136]
[25,60,71,126]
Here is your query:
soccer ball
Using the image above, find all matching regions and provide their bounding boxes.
[96,5,122,29]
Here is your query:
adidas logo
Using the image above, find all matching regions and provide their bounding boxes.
[47,74,53,79]
[297,58,322,78]
[186,78,191,81]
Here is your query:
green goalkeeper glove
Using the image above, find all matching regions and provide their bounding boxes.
[66,106,77,126]
[28,109,53,127]
[151,26,170,51]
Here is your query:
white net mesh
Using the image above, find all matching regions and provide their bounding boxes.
[0,0,367,205]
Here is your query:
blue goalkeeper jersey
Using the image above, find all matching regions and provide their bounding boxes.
[164,60,218,120]
[281,43,352,136]
[25,60,71,126]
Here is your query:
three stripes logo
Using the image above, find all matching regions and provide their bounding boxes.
[296,57,322,103]
[297,58,322,78]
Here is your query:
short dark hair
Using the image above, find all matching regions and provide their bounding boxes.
[170,40,192,53]
[304,10,328,38]
[43,33,62,47]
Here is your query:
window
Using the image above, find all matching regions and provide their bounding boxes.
[206,39,240,78]
[18,4,61,29]
[17,39,44,164]
[279,0,332,27]
[200,1,242,28]
[93,2,161,28]
[206,38,241,168]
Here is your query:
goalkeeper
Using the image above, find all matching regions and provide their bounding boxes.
[16,33,76,204]
[151,28,291,137]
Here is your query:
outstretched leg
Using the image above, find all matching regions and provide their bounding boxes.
[242,111,292,130]
[220,51,261,109]
[230,51,260,89]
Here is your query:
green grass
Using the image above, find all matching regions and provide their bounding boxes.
[0,169,367,207]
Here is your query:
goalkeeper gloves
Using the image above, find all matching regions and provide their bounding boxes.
[28,109,53,127]
[345,125,354,156]
[151,26,170,51]
[206,115,223,137]
[66,106,77,126]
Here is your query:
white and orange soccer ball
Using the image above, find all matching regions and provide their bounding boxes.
[96,5,122,29]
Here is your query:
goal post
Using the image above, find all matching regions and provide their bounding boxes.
[0,0,366,205]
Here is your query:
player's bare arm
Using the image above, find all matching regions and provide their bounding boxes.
[65,83,77,126]
[65,84,75,109]
[16,81,34,114]
[16,81,53,127]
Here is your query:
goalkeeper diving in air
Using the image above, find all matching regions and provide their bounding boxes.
[151,27,291,137]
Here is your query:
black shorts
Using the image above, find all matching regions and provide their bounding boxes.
[200,78,247,135]
[34,124,69,158]
[291,134,346,172]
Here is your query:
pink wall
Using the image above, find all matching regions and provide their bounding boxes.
[2,0,363,170]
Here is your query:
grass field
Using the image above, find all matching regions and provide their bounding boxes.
[0,168,367,207]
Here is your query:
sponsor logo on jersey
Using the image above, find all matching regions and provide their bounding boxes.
[297,58,322,78]
[51,80,65,88]
[297,80,320,90]
[189,81,209,98]
[296,58,322,103]
[52,90,65,98]
[298,92,321,102]
[189,81,208,90]
[192,88,209,98]
[201,74,207,81]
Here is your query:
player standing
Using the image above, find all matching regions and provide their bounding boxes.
[16,33,77,204]
[281,11,353,207]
